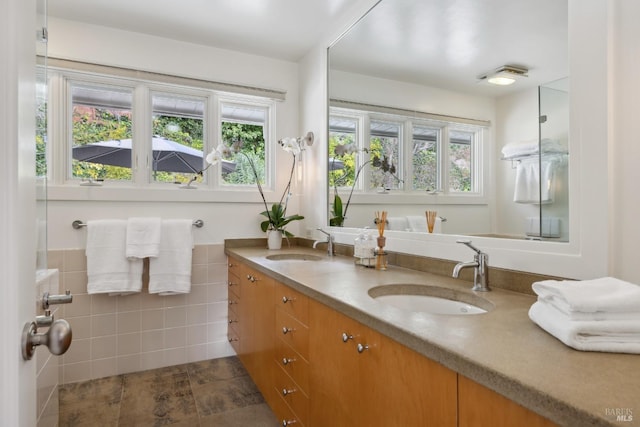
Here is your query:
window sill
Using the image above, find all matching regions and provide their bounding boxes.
[334,191,488,206]
[47,183,275,204]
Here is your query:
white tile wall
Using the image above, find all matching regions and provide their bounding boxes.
[50,244,235,384]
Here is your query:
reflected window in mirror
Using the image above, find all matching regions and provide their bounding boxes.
[330,105,485,197]
[412,125,439,191]
[369,120,401,191]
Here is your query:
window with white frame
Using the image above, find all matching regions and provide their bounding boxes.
[219,102,269,187]
[70,82,134,181]
[329,106,485,197]
[52,68,276,193]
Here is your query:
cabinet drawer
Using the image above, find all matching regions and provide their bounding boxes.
[275,282,309,326]
[276,307,309,360]
[227,325,240,353]
[228,274,241,299]
[274,363,309,426]
[275,336,309,392]
[227,256,242,278]
[271,385,305,427]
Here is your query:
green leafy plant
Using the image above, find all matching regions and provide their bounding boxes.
[260,203,304,237]
[329,194,344,227]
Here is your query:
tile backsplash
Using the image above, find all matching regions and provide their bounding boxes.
[48,244,234,384]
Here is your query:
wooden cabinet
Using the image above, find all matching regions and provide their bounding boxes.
[227,259,275,402]
[309,299,457,427]
[272,281,310,426]
[227,256,555,427]
[226,257,242,354]
[458,375,558,427]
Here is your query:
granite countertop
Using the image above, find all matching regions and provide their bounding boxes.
[225,245,640,427]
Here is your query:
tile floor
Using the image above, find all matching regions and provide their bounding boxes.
[59,356,280,427]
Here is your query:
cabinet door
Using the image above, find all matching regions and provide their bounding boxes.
[360,331,457,426]
[458,375,558,427]
[309,300,361,426]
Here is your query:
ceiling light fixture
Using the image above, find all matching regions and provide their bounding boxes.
[478,65,529,86]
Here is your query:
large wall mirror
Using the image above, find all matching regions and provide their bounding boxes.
[328,0,569,242]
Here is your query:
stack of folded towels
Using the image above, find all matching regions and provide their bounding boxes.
[529,277,640,353]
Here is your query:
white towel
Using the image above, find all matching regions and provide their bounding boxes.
[532,277,640,314]
[86,220,143,295]
[513,159,555,204]
[501,138,566,159]
[406,215,442,233]
[384,217,409,231]
[126,217,161,259]
[528,301,640,354]
[149,219,193,295]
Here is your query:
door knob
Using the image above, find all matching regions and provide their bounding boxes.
[21,318,73,360]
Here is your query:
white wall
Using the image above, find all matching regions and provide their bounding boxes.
[611,0,640,283]
[47,18,303,249]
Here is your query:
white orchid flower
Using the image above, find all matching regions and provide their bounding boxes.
[205,147,222,165]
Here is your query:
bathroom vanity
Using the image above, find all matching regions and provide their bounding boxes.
[225,241,639,427]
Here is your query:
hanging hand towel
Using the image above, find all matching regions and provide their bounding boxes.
[149,219,194,295]
[126,217,161,259]
[528,301,640,354]
[532,277,640,314]
[86,219,143,295]
[513,159,555,204]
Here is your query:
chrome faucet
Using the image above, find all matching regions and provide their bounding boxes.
[313,228,334,256]
[452,240,490,292]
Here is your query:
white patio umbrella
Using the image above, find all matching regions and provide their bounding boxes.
[72,137,236,174]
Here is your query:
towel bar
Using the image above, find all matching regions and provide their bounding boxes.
[72,219,204,229]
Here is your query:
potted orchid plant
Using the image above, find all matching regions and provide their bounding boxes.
[203,132,313,248]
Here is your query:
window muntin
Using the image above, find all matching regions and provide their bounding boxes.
[70,82,133,181]
[219,102,268,187]
[448,129,474,192]
[412,125,440,191]
[151,92,206,183]
[369,120,401,190]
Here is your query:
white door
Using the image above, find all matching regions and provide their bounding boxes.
[1,0,38,425]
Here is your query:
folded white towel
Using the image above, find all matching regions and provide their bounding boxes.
[532,277,640,314]
[528,301,640,354]
[384,217,409,231]
[406,215,441,233]
[86,219,143,295]
[501,138,566,159]
[149,219,193,295]
[126,217,161,259]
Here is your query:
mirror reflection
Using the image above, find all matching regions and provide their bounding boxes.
[328,0,569,242]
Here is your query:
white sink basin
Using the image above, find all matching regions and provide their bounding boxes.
[373,294,487,315]
[265,253,323,261]
[369,284,493,315]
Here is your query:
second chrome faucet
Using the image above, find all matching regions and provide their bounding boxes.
[452,240,490,292]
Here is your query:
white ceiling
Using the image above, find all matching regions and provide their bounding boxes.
[48,0,568,98]
[47,0,357,61]
[330,0,568,97]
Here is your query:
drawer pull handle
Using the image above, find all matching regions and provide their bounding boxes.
[282,327,294,335]
[282,387,297,396]
[282,296,296,303]
[282,420,297,426]
[342,332,353,343]
[357,343,369,353]
[228,319,238,324]
[246,274,260,282]
[228,262,235,267]
[228,300,238,305]
[282,357,296,366]
[228,337,238,342]
[228,281,237,286]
